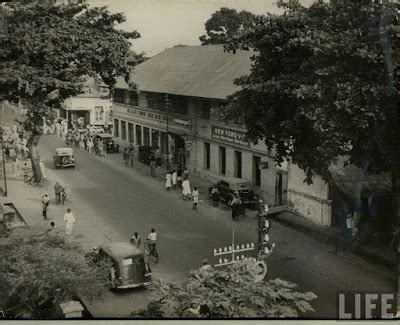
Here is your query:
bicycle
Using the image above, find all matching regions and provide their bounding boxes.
[144,239,159,263]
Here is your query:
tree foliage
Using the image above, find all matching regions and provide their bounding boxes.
[199,7,256,45]
[225,0,399,186]
[131,261,317,318]
[0,0,141,182]
[0,226,112,318]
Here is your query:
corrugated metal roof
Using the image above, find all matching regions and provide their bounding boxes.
[115,45,253,100]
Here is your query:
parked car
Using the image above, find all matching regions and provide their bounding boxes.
[53,147,75,169]
[94,133,119,153]
[138,146,154,165]
[208,177,258,209]
[91,242,151,290]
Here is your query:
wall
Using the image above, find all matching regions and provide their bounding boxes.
[63,97,112,125]
[287,163,332,226]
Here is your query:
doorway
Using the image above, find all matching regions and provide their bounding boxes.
[275,171,288,206]
[252,156,261,186]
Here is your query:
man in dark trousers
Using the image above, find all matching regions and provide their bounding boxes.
[54,182,63,204]
[150,157,157,178]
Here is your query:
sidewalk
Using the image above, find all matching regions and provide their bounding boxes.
[110,144,396,274]
[3,159,114,251]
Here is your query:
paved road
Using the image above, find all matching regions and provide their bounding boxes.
[36,133,395,318]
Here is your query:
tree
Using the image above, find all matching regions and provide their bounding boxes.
[0,226,112,318]
[0,0,141,182]
[199,7,255,45]
[225,1,400,227]
[131,261,317,318]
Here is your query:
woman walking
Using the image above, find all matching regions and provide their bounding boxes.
[182,176,191,200]
[171,170,177,189]
[165,172,172,191]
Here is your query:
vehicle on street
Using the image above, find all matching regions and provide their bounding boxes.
[144,239,159,263]
[53,147,75,169]
[94,133,120,153]
[97,242,152,289]
[138,145,154,165]
[208,177,258,209]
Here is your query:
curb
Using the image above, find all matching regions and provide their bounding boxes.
[271,212,396,275]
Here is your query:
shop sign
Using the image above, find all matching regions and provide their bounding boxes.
[211,125,249,147]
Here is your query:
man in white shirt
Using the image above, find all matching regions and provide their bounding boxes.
[64,208,75,235]
[147,228,157,253]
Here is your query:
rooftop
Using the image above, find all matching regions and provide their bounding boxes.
[115,45,253,100]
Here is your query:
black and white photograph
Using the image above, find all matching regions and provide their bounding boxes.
[0,0,399,320]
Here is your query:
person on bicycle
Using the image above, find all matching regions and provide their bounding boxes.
[147,228,157,253]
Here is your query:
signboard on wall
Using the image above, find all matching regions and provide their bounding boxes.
[211,125,250,148]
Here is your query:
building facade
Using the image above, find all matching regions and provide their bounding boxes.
[59,77,112,128]
[111,45,289,208]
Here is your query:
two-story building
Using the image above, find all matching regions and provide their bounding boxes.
[111,45,288,207]
[59,77,112,128]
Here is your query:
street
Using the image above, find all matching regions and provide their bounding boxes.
[34,133,395,318]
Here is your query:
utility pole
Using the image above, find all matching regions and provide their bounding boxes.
[165,93,170,170]
[213,227,255,267]
[0,100,7,196]
[257,198,271,256]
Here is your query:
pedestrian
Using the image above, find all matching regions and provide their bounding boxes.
[199,258,213,273]
[183,166,189,179]
[79,136,85,150]
[130,232,141,248]
[12,157,20,180]
[129,148,134,167]
[171,170,177,189]
[210,184,219,207]
[192,186,199,210]
[39,159,46,179]
[177,167,183,188]
[182,176,191,200]
[154,147,161,166]
[41,193,50,220]
[54,181,63,204]
[88,137,94,154]
[150,158,157,178]
[47,221,56,235]
[103,142,107,158]
[165,172,172,191]
[123,148,129,167]
[230,191,242,221]
[128,142,134,155]
[64,208,75,235]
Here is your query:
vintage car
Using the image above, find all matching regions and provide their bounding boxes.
[208,177,258,209]
[94,133,119,153]
[53,147,75,169]
[93,242,152,290]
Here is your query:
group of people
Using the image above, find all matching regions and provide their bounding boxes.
[122,143,135,167]
[65,129,108,157]
[41,189,76,236]
[2,124,29,161]
[163,167,200,210]
[130,228,157,273]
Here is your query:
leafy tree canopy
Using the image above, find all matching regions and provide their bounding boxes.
[225,0,400,186]
[0,226,112,318]
[0,0,141,134]
[131,261,317,318]
[199,7,256,45]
